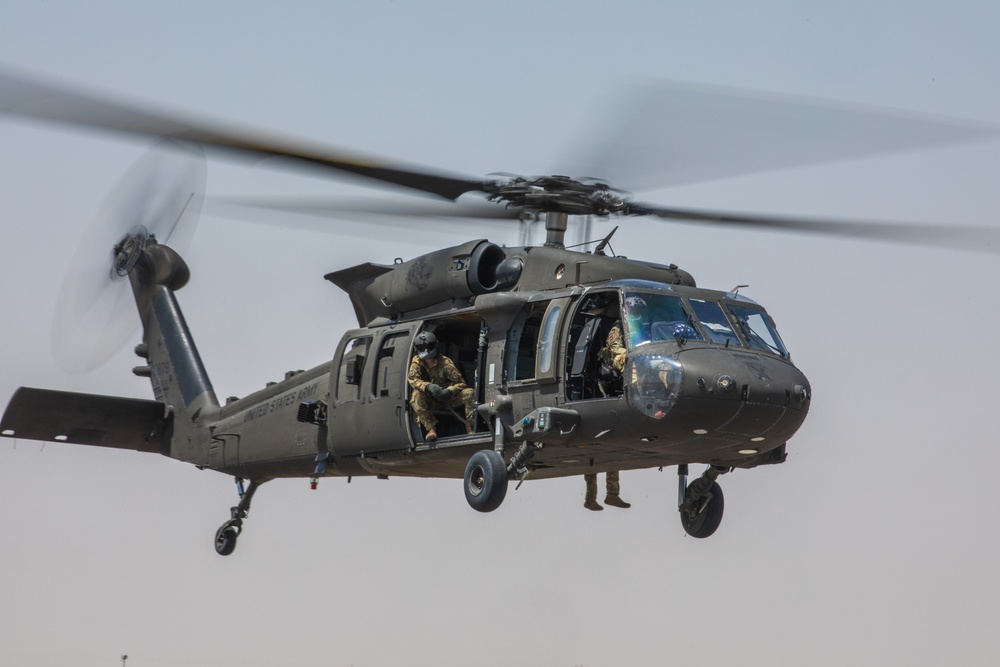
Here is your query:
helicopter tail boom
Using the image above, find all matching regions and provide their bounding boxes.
[125,239,219,464]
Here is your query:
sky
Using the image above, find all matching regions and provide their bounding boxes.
[2,2,999,666]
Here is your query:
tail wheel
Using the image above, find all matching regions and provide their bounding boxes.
[464,449,508,512]
[680,481,724,538]
[214,523,240,556]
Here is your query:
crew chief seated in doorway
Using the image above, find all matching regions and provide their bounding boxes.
[407,331,475,441]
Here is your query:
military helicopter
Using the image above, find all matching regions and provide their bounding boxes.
[1,70,996,555]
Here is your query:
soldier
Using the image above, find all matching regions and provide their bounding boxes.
[598,295,648,377]
[599,318,628,376]
[585,296,643,510]
[407,331,475,441]
[584,471,630,511]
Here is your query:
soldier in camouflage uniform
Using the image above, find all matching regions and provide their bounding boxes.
[598,295,648,380]
[408,331,475,441]
[598,320,628,376]
[585,297,645,510]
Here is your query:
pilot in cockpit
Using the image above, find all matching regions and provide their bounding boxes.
[600,295,648,376]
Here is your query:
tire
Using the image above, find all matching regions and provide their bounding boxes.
[680,481,724,538]
[215,525,239,556]
[463,449,508,512]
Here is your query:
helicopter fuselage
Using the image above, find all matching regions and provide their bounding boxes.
[195,241,810,484]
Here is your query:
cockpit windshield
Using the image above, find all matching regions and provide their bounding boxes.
[726,303,789,358]
[610,287,790,359]
[622,292,702,349]
[688,299,740,346]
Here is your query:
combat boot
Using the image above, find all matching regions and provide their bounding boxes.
[425,428,437,441]
[584,473,602,511]
[604,471,629,507]
[584,498,604,511]
[604,494,631,509]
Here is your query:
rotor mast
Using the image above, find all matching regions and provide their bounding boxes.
[543,211,569,248]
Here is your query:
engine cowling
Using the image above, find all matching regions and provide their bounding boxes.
[327,240,508,324]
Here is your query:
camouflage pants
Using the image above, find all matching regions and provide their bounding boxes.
[584,471,621,500]
[410,387,475,431]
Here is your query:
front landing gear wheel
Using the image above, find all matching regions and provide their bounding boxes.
[464,449,508,512]
[214,521,241,556]
[680,480,724,538]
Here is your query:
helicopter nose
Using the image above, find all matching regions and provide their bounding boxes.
[628,346,810,449]
[683,348,810,408]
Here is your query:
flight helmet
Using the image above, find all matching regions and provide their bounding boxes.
[414,331,438,359]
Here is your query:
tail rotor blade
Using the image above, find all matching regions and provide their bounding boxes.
[51,142,206,373]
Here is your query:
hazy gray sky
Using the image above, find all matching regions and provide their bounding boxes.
[2,2,999,666]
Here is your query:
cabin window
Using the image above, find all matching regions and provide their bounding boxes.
[536,298,568,382]
[726,304,788,358]
[537,304,560,374]
[336,336,372,402]
[689,298,740,346]
[508,304,545,381]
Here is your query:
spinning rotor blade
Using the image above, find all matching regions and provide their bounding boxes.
[203,195,525,242]
[211,194,524,220]
[627,202,1000,253]
[6,69,998,256]
[52,142,206,373]
[0,68,484,201]
[561,81,997,192]
[212,191,1000,254]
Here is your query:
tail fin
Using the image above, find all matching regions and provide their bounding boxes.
[128,239,219,462]
[0,237,213,461]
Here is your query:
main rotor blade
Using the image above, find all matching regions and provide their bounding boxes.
[628,202,1000,253]
[560,81,998,192]
[203,195,522,240]
[211,194,525,220]
[0,68,484,201]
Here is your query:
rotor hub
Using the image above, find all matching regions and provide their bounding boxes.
[112,226,150,279]
[486,175,629,218]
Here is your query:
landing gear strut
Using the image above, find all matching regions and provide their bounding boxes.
[214,477,266,556]
[677,465,728,538]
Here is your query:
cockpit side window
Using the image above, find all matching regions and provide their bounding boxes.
[727,304,789,358]
[689,299,740,346]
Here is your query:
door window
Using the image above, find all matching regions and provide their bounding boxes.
[373,332,410,398]
[335,336,371,402]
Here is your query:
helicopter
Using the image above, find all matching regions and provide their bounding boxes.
[1,70,996,556]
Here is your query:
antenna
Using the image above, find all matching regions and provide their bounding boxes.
[593,226,620,256]
[728,284,750,298]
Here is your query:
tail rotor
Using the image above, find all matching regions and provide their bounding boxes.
[51,141,205,373]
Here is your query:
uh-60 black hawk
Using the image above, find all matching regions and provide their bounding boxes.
[2,71,996,555]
